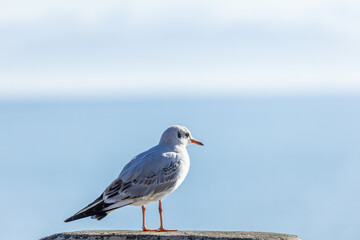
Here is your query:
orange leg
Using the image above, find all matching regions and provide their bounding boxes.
[156,200,177,232]
[142,205,156,231]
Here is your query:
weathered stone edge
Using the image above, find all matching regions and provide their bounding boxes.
[41,231,302,240]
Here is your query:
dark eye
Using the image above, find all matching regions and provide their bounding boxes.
[178,131,181,138]
[185,133,189,138]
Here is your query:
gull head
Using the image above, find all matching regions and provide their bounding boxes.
[159,125,204,147]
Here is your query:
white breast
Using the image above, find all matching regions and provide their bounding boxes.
[172,154,190,190]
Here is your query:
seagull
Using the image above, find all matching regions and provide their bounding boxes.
[64,125,204,232]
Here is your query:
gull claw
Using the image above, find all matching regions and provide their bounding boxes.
[142,227,157,231]
[156,227,177,232]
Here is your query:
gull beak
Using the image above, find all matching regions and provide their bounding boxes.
[190,138,204,146]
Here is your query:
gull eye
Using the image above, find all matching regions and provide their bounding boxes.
[178,131,181,138]
[185,133,189,138]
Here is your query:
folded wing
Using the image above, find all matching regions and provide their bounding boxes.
[64,148,182,222]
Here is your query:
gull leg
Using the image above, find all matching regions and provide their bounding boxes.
[142,205,156,231]
[157,200,177,232]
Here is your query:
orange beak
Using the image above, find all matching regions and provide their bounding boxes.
[190,138,204,146]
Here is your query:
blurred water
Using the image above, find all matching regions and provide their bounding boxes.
[0,97,359,240]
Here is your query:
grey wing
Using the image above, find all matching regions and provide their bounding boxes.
[101,151,182,209]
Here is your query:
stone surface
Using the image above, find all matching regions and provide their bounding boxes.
[41,230,302,240]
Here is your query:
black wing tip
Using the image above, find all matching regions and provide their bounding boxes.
[64,212,107,223]
[64,216,75,223]
[64,194,105,223]
[64,212,93,223]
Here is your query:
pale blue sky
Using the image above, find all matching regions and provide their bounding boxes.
[1,0,360,99]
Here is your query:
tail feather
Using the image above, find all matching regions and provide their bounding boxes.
[91,212,108,221]
[64,195,134,222]
[64,195,111,222]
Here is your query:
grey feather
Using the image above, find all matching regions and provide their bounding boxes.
[102,147,185,206]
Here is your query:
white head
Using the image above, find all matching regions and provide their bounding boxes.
[159,125,204,147]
